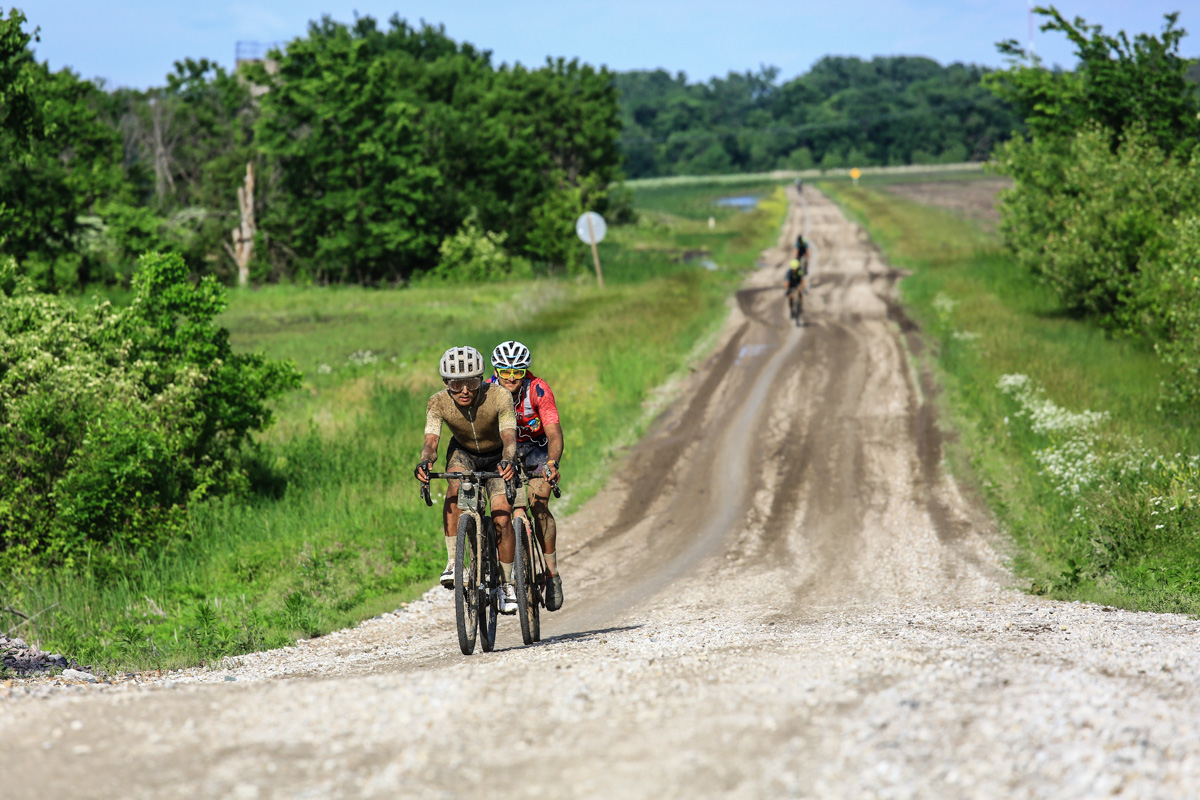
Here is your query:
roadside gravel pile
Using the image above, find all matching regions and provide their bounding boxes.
[0,634,73,675]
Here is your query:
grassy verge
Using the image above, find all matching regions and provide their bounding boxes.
[3,185,787,672]
[821,178,1200,614]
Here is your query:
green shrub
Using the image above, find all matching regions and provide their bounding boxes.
[424,215,531,283]
[1145,217,1200,408]
[0,252,300,573]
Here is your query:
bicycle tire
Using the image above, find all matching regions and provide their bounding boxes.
[513,517,536,645]
[454,514,479,655]
[528,518,545,642]
[478,517,498,653]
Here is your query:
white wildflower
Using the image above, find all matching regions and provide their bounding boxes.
[932,292,957,319]
[347,349,379,367]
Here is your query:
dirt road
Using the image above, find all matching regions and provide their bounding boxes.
[5,188,1200,799]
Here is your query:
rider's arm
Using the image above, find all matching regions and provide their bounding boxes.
[419,433,440,466]
[543,422,563,481]
[417,396,443,480]
[496,389,518,473]
[498,428,517,481]
[531,380,563,477]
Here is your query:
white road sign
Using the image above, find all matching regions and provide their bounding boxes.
[575,211,607,245]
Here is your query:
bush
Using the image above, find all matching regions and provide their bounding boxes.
[0,252,300,573]
[1145,217,1200,408]
[424,215,531,283]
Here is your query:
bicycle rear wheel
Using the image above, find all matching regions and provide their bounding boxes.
[513,517,538,645]
[454,514,479,655]
[478,517,499,653]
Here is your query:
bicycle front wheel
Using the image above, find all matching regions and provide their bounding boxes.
[478,517,499,653]
[454,514,479,655]
[513,517,538,646]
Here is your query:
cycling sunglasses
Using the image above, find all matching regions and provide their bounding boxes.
[444,377,483,393]
[495,368,527,380]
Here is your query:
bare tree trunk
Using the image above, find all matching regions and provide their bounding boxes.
[151,99,176,201]
[232,162,256,287]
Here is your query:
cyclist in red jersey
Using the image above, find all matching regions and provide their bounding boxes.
[489,340,566,611]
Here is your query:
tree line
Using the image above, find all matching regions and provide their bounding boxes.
[986,6,1200,408]
[0,9,623,290]
[615,56,1022,178]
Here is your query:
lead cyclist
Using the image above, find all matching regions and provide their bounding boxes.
[488,340,566,611]
[416,346,520,614]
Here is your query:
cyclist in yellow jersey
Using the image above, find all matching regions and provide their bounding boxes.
[415,346,520,614]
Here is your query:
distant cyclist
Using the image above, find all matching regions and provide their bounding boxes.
[795,234,809,266]
[488,340,566,611]
[785,258,807,319]
[415,346,520,614]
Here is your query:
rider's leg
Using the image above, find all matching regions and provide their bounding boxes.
[490,495,515,576]
[530,480,557,575]
[443,466,468,552]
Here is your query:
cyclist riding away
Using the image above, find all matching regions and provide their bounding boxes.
[415,346,520,614]
[488,340,566,611]
[795,233,809,266]
[786,258,806,318]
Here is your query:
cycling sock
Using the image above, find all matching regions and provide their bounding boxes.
[445,536,456,563]
[501,561,513,583]
[544,551,558,575]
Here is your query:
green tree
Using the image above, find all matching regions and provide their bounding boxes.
[0,7,39,151]
[0,59,129,290]
[613,57,1018,178]
[251,15,623,282]
[986,7,1200,155]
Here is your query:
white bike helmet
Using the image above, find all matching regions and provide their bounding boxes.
[492,340,532,370]
[439,346,485,379]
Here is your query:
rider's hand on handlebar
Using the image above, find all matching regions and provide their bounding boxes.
[498,460,515,482]
[414,460,432,482]
[544,460,560,482]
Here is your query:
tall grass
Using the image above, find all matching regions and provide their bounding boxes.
[2,185,787,671]
[823,180,1200,614]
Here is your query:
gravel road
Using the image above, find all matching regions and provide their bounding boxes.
[4,187,1200,799]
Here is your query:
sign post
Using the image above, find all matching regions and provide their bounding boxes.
[575,211,607,288]
[850,167,862,185]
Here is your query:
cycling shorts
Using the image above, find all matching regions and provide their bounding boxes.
[445,439,509,501]
[514,441,552,508]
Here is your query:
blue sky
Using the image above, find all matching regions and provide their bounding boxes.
[20,1,1200,90]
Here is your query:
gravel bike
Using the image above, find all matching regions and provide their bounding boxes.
[421,470,515,655]
[511,469,562,645]
[787,286,804,325]
[787,255,808,327]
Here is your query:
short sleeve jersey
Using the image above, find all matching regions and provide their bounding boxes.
[487,372,560,444]
[425,383,516,456]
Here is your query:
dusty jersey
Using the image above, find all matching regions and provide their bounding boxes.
[425,383,517,457]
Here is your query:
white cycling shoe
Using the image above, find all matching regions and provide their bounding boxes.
[439,562,454,590]
[498,583,518,615]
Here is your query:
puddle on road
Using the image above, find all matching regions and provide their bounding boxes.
[715,195,759,210]
[736,343,774,364]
